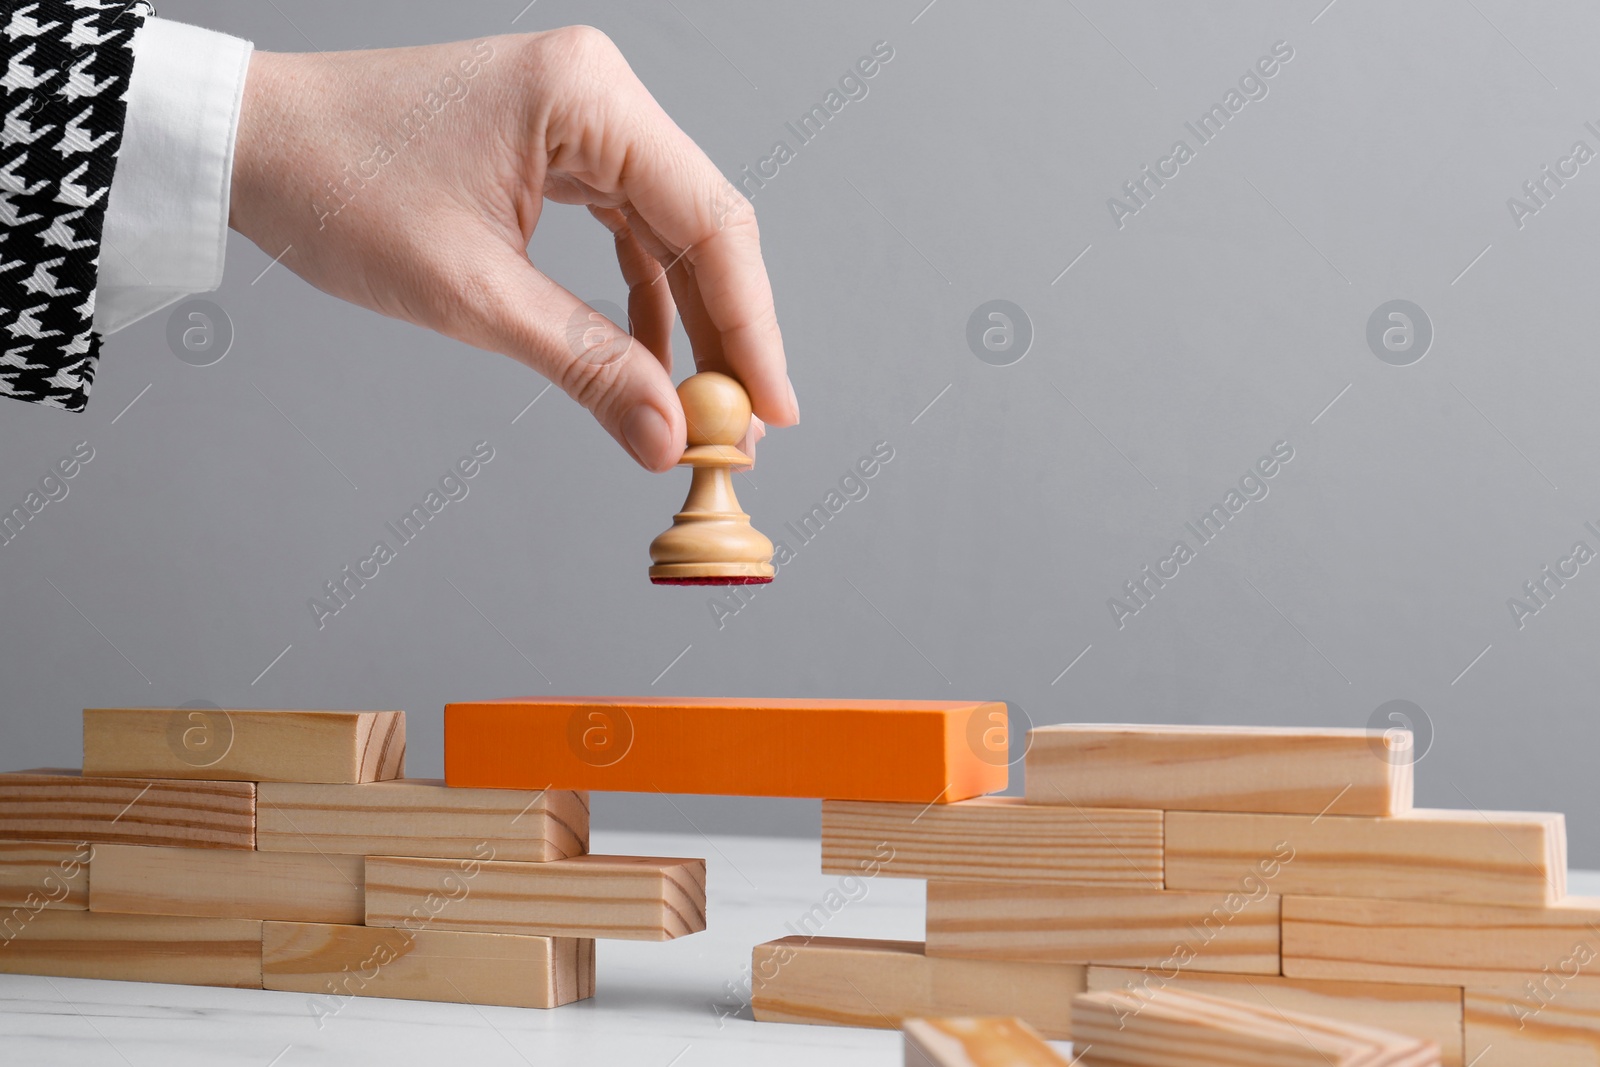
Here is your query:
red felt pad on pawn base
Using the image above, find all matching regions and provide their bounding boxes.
[652,576,774,586]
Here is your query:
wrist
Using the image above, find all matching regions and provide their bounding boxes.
[228,49,295,242]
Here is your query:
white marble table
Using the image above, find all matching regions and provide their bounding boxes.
[5,831,1595,1066]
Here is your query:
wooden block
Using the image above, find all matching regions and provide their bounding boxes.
[0,910,261,987]
[0,841,92,910]
[90,844,363,923]
[1071,987,1441,1066]
[257,779,588,861]
[262,921,594,1009]
[1283,895,1600,987]
[83,707,406,783]
[822,797,1162,888]
[903,1017,1067,1067]
[1087,967,1464,1067]
[926,882,1279,974]
[365,854,704,941]
[750,936,1086,1040]
[1166,808,1565,907]
[444,697,1008,802]
[0,769,255,849]
[1025,724,1411,816]
[1466,985,1600,1066]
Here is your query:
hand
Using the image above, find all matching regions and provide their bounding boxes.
[226,26,798,472]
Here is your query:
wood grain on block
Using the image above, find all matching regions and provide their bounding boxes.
[1166,808,1565,907]
[0,769,255,849]
[257,780,588,861]
[82,708,405,783]
[365,854,705,941]
[1071,988,1441,1066]
[1283,895,1600,987]
[0,910,261,987]
[926,882,1280,974]
[1465,985,1600,1067]
[444,697,1008,802]
[1025,724,1412,816]
[822,798,1162,888]
[0,841,92,910]
[902,1017,1067,1067]
[1087,967,1464,1067]
[90,844,363,923]
[262,921,595,1009]
[749,937,1085,1040]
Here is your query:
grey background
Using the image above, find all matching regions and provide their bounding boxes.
[4,0,1598,857]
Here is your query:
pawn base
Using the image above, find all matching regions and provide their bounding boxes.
[650,561,775,584]
[651,575,775,586]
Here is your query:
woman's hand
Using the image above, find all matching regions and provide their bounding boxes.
[227,26,797,471]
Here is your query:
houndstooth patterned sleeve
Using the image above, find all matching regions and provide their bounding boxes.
[0,0,153,413]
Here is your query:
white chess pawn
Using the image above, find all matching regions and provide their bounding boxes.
[649,372,776,585]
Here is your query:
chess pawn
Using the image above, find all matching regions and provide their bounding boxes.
[649,372,776,585]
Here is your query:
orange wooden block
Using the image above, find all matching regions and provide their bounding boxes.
[444,697,1009,802]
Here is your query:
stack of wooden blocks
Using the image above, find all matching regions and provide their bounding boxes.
[753,723,1593,1067]
[0,707,706,1008]
[5,700,1596,1065]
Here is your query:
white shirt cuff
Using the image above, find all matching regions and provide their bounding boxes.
[94,18,253,335]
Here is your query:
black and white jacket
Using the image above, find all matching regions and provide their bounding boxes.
[0,0,150,412]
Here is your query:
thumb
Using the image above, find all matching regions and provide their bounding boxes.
[470,247,686,472]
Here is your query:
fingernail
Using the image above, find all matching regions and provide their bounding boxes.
[785,378,801,423]
[623,404,673,471]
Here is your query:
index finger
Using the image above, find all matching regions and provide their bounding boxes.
[589,62,798,425]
